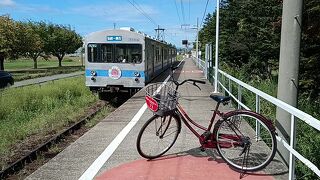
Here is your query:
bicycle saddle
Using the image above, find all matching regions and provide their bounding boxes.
[210,95,231,103]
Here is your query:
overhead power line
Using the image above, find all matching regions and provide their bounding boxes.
[173,0,181,24]
[180,0,186,24]
[164,32,177,43]
[127,0,158,26]
[132,0,156,24]
[200,0,210,27]
[188,0,190,22]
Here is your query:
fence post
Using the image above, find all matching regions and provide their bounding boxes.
[255,94,261,141]
[205,45,208,79]
[210,44,214,86]
[222,75,225,95]
[289,114,296,180]
[228,79,231,95]
[228,78,232,108]
[238,85,242,109]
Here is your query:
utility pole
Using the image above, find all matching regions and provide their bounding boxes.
[276,0,303,178]
[155,25,165,41]
[113,23,116,29]
[196,17,199,65]
[214,0,220,93]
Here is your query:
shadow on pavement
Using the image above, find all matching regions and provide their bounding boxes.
[148,147,288,178]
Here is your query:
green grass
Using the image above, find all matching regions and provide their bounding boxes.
[85,105,115,128]
[4,56,83,70]
[177,55,184,61]
[217,64,278,120]
[0,77,98,169]
[3,57,84,81]
[217,64,320,180]
[11,66,84,81]
[295,96,320,179]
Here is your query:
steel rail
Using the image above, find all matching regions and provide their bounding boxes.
[0,102,105,179]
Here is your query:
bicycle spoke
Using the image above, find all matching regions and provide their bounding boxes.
[215,112,276,171]
[162,129,178,138]
[137,115,180,159]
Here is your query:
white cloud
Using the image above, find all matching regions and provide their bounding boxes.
[0,0,15,7]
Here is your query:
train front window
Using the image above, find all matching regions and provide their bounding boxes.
[87,43,142,64]
[115,44,142,63]
[101,44,113,62]
[88,44,99,62]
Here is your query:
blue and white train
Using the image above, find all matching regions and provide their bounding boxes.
[84,27,177,99]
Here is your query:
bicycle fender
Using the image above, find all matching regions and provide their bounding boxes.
[223,110,276,132]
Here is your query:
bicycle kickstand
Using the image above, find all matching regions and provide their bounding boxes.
[239,146,250,179]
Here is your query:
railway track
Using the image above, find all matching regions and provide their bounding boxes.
[0,100,113,179]
[0,69,141,178]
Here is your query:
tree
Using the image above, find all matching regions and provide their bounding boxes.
[299,0,320,99]
[25,21,46,69]
[6,21,46,69]
[46,24,82,67]
[198,0,282,80]
[0,15,16,70]
[198,0,320,179]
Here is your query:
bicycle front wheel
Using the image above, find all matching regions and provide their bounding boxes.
[136,114,181,159]
[214,110,276,172]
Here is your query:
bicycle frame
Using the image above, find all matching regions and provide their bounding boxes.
[166,72,264,149]
[138,69,277,172]
[176,102,224,149]
[175,100,277,150]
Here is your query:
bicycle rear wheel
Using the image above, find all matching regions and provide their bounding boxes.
[214,110,276,172]
[136,114,181,159]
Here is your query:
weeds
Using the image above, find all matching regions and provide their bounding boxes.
[218,64,320,179]
[0,77,97,169]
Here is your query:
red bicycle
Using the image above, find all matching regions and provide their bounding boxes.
[136,66,277,172]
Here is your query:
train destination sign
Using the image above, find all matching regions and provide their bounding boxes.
[107,36,122,41]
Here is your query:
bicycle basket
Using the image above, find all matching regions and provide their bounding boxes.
[145,83,179,116]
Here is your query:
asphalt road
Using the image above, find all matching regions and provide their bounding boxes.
[11,71,84,88]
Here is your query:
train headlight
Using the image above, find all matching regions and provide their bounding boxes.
[134,72,140,77]
[90,70,97,76]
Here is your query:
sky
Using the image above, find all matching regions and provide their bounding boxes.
[0,0,217,48]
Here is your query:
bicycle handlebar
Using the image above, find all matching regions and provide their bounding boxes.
[179,79,206,86]
[170,65,206,91]
[191,79,206,84]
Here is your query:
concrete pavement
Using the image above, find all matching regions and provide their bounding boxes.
[26,59,288,180]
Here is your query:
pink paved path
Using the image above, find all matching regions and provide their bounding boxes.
[97,155,274,180]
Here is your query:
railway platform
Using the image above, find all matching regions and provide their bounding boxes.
[26,58,288,180]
